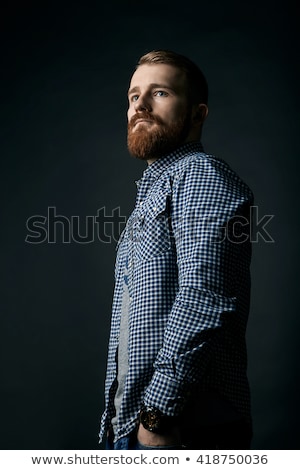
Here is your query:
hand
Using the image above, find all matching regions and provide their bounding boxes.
[137,422,181,447]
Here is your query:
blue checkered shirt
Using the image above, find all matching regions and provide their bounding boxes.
[99,141,253,443]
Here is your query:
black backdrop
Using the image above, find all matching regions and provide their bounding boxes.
[1,1,299,450]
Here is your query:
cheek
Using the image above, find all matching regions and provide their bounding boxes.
[162,106,183,125]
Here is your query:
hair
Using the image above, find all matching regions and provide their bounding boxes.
[136,49,208,105]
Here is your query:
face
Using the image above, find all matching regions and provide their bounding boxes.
[127,63,193,162]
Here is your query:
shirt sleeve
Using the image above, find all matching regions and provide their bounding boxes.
[143,157,254,416]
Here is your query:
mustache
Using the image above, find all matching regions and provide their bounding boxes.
[129,111,164,128]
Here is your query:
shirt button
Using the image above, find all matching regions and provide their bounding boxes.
[139,201,143,206]
[153,207,157,211]
[129,297,133,302]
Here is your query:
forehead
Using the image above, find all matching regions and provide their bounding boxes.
[129,63,186,91]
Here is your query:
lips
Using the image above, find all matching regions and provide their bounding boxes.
[134,119,154,126]
[128,113,163,133]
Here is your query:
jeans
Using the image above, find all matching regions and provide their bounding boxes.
[106,432,180,450]
[106,419,252,450]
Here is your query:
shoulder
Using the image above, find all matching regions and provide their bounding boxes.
[169,151,253,203]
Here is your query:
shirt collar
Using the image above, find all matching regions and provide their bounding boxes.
[135,141,204,186]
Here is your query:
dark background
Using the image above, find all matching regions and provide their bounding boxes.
[1,1,299,450]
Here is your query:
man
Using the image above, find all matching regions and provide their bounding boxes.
[99,50,254,450]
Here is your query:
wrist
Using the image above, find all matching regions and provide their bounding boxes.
[138,422,181,446]
[139,403,179,434]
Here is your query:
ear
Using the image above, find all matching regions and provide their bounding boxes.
[192,103,209,124]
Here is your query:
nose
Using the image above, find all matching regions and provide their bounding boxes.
[134,93,151,112]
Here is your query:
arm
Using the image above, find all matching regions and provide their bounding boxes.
[141,158,253,434]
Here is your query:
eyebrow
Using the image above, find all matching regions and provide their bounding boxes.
[127,83,176,96]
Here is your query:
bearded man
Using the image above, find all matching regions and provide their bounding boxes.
[99,50,254,450]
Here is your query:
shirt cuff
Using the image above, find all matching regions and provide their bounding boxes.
[143,370,188,417]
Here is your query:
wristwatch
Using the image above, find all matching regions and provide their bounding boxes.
[139,403,177,433]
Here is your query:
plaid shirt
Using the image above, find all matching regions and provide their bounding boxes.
[99,141,253,443]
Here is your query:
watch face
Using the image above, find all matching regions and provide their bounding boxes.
[140,407,161,432]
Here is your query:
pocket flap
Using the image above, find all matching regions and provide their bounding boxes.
[148,192,169,219]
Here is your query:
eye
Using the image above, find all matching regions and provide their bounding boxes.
[130,95,139,102]
[154,90,168,97]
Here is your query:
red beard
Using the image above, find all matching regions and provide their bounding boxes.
[127,110,191,161]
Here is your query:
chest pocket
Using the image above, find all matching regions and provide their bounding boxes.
[132,192,171,261]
